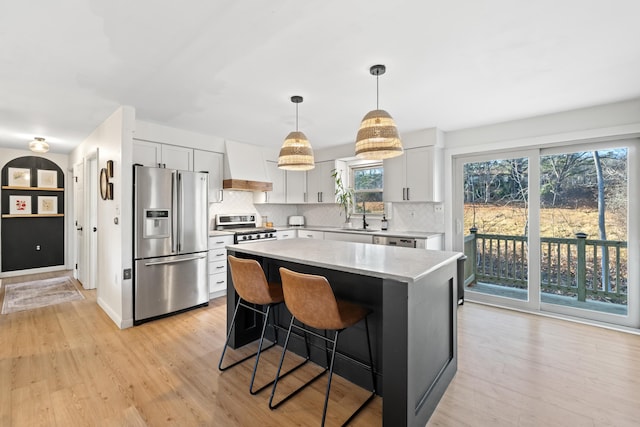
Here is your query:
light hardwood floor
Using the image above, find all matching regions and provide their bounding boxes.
[1,271,639,426]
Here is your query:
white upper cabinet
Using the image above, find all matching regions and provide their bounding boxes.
[255,161,286,204]
[132,140,161,167]
[193,149,224,203]
[306,160,336,203]
[161,144,193,170]
[133,140,193,171]
[383,146,442,202]
[255,163,307,204]
[286,170,307,203]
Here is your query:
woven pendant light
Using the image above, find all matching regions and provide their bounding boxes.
[278,96,315,171]
[355,65,403,160]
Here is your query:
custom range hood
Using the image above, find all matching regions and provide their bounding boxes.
[223,140,273,191]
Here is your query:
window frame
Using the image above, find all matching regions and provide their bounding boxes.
[349,161,384,216]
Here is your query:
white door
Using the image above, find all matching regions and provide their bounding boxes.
[85,155,98,290]
[73,162,85,285]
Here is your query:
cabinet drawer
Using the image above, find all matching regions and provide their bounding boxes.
[209,259,227,274]
[209,271,227,294]
[209,248,227,261]
[277,230,296,240]
[299,230,324,239]
[208,235,234,248]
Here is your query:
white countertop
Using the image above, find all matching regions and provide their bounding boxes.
[274,225,442,240]
[209,230,235,237]
[227,238,461,283]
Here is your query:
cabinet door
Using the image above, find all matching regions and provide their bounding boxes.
[383,153,405,202]
[286,170,307,203]
[257,161,285,204]
[324,231,372,244]
[405,147,430,202]
[306,160,335,203]
[194,150,224,203]
[405,146,442,202]
[161,144,193,171]
[133,140,161,167]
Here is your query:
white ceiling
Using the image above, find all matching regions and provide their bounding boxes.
[2,0,640,154]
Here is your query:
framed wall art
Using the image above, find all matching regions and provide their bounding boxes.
[8,167,31,187]
[38,196,58,214]
[37,169,58,188]
[9,195,31,215]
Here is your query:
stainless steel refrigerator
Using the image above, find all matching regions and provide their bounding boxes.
[133,165,209,324]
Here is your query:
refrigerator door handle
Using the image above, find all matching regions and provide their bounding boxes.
[144,254,207,267]
[177,172,184,252]
[171,171,178,253]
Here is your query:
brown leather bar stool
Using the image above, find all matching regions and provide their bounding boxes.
[218,255,291,394]
[269,267,376,426]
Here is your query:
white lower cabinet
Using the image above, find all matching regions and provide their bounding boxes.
[324,231,373,244]
[415,234,444,250]
[208,235,234,299]
[298,230,325,239]
[277,229,297,240]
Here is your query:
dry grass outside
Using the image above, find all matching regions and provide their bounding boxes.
[464,204,628,303]
[464,204,627,240]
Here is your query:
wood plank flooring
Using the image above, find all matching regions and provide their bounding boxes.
[1,271,639,426]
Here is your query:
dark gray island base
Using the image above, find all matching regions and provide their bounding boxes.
[226,239,461,426]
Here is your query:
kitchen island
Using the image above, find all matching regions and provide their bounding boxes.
[227,239,462,427]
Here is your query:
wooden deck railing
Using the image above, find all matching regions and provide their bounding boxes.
[464,229,628,303]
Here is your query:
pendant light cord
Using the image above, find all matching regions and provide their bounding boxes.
[295,102,299,131]
[376,74,380,110]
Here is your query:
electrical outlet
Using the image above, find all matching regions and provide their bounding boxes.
[123,268,132,280]
[434,205,444,213]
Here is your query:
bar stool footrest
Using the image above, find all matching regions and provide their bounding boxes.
[219,339,277,372]
[269,365,328,409]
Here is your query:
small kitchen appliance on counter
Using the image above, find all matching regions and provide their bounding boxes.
[288,215,305,227]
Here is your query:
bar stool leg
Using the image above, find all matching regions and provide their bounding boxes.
[218,297,243,371]
[269,317,322,410]
[269,316,296,409]
[249,305,272,394]
[321,330,340,427]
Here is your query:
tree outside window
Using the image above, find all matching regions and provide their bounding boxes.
[352,164,384,214]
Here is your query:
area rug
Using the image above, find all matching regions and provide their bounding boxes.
[1,276,84,314]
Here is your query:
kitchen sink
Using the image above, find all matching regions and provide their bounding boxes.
[347,228,380,232]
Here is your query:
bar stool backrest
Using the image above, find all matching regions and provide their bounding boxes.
[279,267,342,330]
[228,255,275,305]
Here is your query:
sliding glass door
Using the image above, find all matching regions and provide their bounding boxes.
[462,154,531,302]
[539,146,628,319]
[456,141,636,327]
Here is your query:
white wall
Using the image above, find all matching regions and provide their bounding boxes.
[0,148,70,276]
[134,120,225,152]
[69,106,136,328]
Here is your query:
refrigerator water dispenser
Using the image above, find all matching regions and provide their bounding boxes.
[144,209,170,238]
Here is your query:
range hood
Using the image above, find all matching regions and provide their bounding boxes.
[223,140,273,191]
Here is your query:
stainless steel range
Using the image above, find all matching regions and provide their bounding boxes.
[215,213,277,244]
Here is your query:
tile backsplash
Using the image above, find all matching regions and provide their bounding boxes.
[209,190,444,232]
